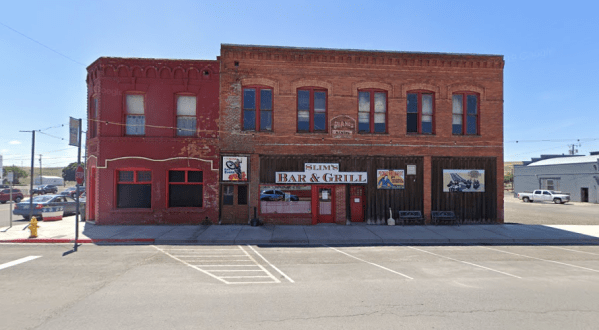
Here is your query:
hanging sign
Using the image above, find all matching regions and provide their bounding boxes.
[276,163,367,184]
[222,156,248,181]
[443,169,485,192]
[69,117,79,146]
[376,170,405,189]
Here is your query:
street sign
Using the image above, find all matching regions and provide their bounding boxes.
[76,165,84,185]
[7,172,14,183]
[69,117,79,146]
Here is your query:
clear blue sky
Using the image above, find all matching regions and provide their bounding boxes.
[1,0,598,169]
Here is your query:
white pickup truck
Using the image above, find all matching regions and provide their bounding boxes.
[517,190,570,204]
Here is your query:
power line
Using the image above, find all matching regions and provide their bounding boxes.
[0,21,85,66]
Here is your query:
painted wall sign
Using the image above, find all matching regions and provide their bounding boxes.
[276,163,367,184]
[376,169,405,189]
[222,156,248,181]
[330,115,356,138]
[443,169,485,192]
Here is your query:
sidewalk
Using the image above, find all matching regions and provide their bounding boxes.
[2,216,599,245]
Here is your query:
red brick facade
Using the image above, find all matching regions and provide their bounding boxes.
[86,57,220,225]
[219,44,504,224]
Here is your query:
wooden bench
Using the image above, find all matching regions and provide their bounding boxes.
[398,211,425,225]
[431,211,460,225]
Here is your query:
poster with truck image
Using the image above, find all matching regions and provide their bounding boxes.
[443,169,485,192]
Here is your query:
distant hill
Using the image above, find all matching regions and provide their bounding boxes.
[504,161,523,175]
[3,166,76,187]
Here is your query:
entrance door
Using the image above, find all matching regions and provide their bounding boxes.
[313,186,335,223]
[581,188,589,202]
[88,167,96,221]
[220,184,248,224]
[350,185,365,222]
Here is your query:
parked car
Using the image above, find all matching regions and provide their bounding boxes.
[31,185,58,195]
[13,194,86,221]
[260,189,299,201]
[0,188,23,203]
[60,186,85,198]
[517,190,570,204]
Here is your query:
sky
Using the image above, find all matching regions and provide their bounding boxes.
[1,0,598,171]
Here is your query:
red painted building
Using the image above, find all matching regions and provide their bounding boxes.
[85,57,220,225]
[219,44,504,225]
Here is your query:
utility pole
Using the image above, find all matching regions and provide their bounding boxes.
[39,154,42,185]
[19,130,35,221]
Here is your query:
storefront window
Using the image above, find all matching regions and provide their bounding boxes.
[260,185,311,214]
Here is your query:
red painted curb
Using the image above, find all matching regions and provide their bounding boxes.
[0,238,155,244]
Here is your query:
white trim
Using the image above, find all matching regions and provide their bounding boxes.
[88,155,219,171]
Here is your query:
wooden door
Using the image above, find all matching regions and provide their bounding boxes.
[220,184,248,224]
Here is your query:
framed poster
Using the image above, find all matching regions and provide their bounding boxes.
[222,156,248,181]
[443,169,485,192]
[376,169,405,189]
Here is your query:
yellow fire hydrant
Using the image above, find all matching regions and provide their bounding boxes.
[28,216,39,238]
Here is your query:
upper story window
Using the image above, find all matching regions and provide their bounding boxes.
[243,87,273,131]
[89,97,98,138]
[407,91,434,134]
[297,88,327,133]
[125,94,145,136]
[358,90,387,134]
[117,169,151,208]
[177,95,196,136]
[452,93,479,135]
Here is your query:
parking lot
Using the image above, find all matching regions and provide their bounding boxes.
[2,243,599,329]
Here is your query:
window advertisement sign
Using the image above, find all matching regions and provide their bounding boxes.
[376,169,405,189]
[276,163,367,184]
[443,169,485,192]
[222,156,248,181]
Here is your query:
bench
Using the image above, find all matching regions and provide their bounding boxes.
[431,211,460,225]
[398,211,425,225]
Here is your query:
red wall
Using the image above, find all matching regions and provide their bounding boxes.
[86,57,220,225]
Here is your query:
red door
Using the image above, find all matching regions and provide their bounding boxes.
[350,186,365,222]
[313,185,335,224]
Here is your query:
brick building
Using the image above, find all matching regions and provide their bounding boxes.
[85,57,220,225]
[219,44,504,225]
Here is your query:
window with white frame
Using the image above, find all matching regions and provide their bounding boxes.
[177,95,196,136]
[126,94,145,135]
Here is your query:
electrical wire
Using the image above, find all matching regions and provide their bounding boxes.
[0,21,85,66]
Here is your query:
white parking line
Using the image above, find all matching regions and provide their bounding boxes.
[408,247,522,279]
[327,246,414,280]
[481,246,599,273]
[0,256,41,270]
[246,245,295,283]
[547,246,599,256]
[154,245,285,285]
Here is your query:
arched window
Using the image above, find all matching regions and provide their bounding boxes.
[297,87,327,133]
[358,89,387,134]
[452,92,479,135]
[406,91,434,134]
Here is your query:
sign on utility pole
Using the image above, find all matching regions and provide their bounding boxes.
[69,117,79,147]
[69,117,82,252]
[0,155,3,183]
[7,171,13,228]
